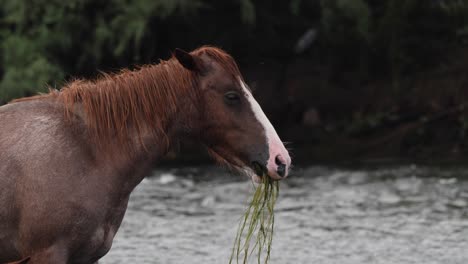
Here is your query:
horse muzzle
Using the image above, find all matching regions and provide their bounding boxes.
[252,148,291,180]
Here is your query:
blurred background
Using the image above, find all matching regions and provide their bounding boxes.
[3,1,468,263]
[2,0,468,164]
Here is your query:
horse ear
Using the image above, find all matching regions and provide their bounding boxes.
[174,48,199,72]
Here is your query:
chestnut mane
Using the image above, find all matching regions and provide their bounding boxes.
[12,46,242,152]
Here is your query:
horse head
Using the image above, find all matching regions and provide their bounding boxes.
[174,47,291,182]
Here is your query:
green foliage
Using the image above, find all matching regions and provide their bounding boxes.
[347,110,400,136]
[315,0,468,85]
[0,0,204,102]
[320,0,371,42]
[0,33,63,99]
[239,0,255,25]
[1,0,468,103]
[98,0,204,58]
[438,0,468,37]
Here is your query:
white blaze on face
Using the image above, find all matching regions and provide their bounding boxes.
[239,78,291,180]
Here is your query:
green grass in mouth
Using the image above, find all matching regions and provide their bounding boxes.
[229,174,279,264]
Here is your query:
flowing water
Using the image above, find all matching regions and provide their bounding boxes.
[101,165,468,264]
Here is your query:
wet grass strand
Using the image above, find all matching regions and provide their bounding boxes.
[229,176,279,264]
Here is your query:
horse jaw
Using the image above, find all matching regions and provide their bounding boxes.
[206,148,261,182]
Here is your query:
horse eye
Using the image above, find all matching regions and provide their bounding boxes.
[224,91,241,105]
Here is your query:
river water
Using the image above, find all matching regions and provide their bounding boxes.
[101,165,468,264]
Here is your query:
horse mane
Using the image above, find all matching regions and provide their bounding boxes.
[11,46,242,154]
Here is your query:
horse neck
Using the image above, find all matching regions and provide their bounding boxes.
[60,61,200,190]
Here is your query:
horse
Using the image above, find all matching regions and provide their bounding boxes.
[0,46,291,264]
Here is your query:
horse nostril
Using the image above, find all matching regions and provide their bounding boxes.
[275,155,286,177]
[275,155,283,165]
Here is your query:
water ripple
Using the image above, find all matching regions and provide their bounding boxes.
[102,166,468,264]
